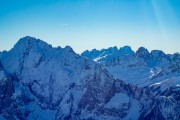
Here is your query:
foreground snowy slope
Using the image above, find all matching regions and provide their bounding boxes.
[0,37,179,120]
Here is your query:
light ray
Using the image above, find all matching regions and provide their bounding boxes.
[150,0,168,41]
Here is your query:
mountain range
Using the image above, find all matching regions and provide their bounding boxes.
[0,36,179,120]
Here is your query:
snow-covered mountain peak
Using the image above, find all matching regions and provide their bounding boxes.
[0,37,87,79]
[15,36,42,47]
[4,36,79,59]
[15,36,52,50]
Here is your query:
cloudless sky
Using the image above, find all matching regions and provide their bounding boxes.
[0,0,180,54]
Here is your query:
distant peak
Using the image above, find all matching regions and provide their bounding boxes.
[16,36,39,46]
[151,50,165,57]
[64,45,74,52]
[107,46,118,52]
[172,52,180,61]
[119,46,134,55]
[120,45,132,49]
[92,48,98,52]
[14,36,52,49]
[136,47,149,55]
[137,47,148,52]
[19,36,37,43]
[21,36,36,40]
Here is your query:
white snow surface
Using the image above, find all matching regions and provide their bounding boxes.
[105,93,130,109]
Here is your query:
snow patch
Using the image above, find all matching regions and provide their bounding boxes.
[105,93,129,109]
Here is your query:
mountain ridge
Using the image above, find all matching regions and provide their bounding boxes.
[0,36,179,120]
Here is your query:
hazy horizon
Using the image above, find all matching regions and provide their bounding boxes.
[0,0,180,54]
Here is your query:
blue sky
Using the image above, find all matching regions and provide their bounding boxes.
[0,0,180,53]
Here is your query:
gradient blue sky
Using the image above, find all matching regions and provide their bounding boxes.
[0,0,180,53]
